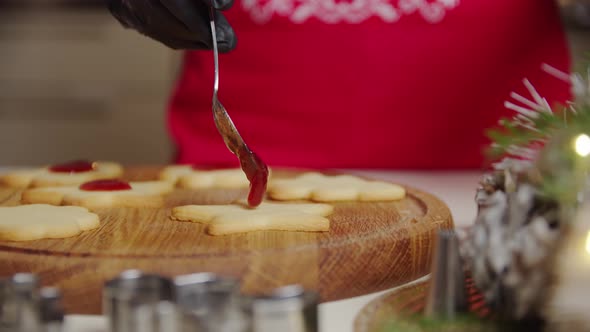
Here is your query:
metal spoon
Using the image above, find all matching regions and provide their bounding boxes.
[209,8,269,207]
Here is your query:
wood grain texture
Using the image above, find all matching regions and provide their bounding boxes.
[0,167,453,314]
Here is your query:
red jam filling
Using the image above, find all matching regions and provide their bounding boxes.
[49,160,95,173]
[239,151,269,207]
[79,179,132,191]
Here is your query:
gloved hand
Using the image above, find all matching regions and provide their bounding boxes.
[108,0,236,52]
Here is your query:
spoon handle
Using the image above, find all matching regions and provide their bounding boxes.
[209,7,220,95]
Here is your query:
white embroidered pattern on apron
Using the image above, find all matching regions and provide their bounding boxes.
[241,0,460,24]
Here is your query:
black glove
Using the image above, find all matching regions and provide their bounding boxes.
[108,0,236,52]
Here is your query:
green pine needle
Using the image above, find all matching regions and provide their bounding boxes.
[486,109,569,161]
[486,101,590,205]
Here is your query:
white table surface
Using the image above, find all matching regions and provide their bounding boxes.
[2,169,482,332]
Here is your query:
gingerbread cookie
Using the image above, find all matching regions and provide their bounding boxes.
[0,204,99,241]
[159,166,253,189]
[171,201,333,235]
[21,179,173,210]
[159,165,194,184]
[268,173,406,202]
[0,160,123,188]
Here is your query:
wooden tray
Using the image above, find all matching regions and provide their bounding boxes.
[0,167,453,314]
[354,278,491,332]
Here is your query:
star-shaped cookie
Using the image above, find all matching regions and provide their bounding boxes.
[159,166,251,189]
[268,173,406,202]
[0,161,123,188]
[0,204,99,241]
[21,181,174,210]
[171,201,333,235]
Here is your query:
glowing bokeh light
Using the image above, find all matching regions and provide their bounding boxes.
[575,134,590,157]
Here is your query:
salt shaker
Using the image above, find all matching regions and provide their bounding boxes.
[1,273,41,332]
[39,287,64,332]
[0,277,9,332]
[245,285,319,332]
[103,270,173,332]
[173,273,244,332]
[153,301,180,332]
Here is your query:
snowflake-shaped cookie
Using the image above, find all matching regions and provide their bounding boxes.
[21,181,174,210]
[171,201,333,235]
[0,161,123,188]
[160,166,267,189]
[0,204,99,241]
[268,173,405,202]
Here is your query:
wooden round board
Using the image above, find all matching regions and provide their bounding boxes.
[354,278,491,332]
[0,167,453,314]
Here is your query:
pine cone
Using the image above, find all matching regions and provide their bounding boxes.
[462,162,563,320]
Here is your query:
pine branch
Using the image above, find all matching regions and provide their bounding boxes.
[486,107,569,160]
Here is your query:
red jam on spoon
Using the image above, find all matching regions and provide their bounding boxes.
[191,155,268,207]
[79,179,132,192]
[49,160,95,173]
[239,151,269,207]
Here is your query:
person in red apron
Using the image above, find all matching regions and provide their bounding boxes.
[109,0,571,169]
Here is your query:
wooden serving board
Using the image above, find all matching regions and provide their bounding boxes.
[0,167,453,314]
[354,278,491,332]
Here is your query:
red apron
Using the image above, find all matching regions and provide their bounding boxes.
[168,0,571,169]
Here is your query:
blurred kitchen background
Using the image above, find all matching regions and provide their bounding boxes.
[0,0,178,166]
[0,0,588,166]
